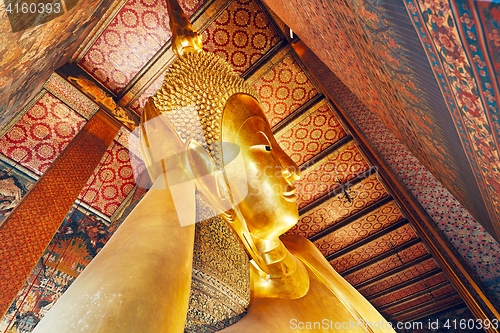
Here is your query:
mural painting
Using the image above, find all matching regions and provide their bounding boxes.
[0,204,114,333]
[0,158,36,225]
[0,0,114,127]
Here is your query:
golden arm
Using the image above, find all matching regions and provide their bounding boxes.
[32,101,196,333]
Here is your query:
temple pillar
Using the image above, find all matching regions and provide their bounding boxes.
[0,110,120,317]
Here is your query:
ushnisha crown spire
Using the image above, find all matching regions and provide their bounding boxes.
[166,0,203,56]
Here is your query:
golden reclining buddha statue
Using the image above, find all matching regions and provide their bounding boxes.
[33,0,396,332]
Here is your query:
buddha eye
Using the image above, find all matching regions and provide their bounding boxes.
[249,131,272,152]
[250,144,272,152]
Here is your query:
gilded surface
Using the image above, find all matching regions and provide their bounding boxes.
[68,76,136,128]
[151,51,258,167]
[185,194,250,331]
[31,0,397,331]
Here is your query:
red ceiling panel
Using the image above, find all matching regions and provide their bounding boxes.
[202,0,281,74]
[294,140,369,209]
[78,140,136,216]
[431,284,456,298]
[130,0,283,115]
[383,284,459,317]
[79,0,203,94]
[291,173,388,238]
[358,258,440,297]
[276,101,346,166]
[313,200,404,257]
[392,293,463,322]
[343,244,432,286]
[253,53,318,127]
[384,293,435,316]
[370,274,446,306]
[0,92,86,175]
[396,242,430,263]
[330,224,418,273]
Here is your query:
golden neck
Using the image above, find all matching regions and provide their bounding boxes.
[250,238,310,299]
[226,212,310,299]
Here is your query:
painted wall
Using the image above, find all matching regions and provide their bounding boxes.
[0,0,113,127]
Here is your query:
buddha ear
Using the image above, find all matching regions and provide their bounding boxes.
[185,140,232,214]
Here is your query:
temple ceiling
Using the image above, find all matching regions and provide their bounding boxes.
[3,0,495,330]
[261,0,500,244]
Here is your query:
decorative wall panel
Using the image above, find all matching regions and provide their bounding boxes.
[114,128,145,182]
[0,158,37,225]
[0,205,113,332]
[202,0,281,75]
[0,0,113,128]
[0,112,118,317]
[290,174,388,238]
[78,140,136,217]
[253,53,317,127]
[276,100,346,166]
[475,2,500,90]
[0,92,87,175]
[313,200,404,257]
[408,0,500,229]
[79,0,203,94]
[294,140,369,209]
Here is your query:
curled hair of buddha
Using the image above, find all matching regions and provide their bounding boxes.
[151,51,259,168]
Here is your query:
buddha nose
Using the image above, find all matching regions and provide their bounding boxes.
[276,147,301,182]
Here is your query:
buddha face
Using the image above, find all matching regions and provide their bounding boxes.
[222,94,300,241]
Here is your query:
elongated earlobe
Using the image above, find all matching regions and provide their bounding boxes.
[215,170,230,201]
[185,139,232,213]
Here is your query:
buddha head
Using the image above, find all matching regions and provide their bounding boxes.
[221,93,301,241]
[138,0,301,274]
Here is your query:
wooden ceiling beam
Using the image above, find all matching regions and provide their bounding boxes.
[354,254,433,289]
[366,268,442,300]
[377,281,451,311]
[393,299,465,323]
[386,291,460,319]
[307,194,392,241]
[334,235,418,276]
[272,93,324,134]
